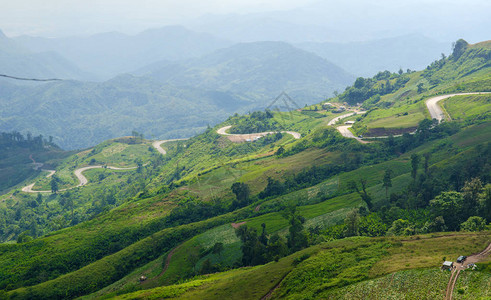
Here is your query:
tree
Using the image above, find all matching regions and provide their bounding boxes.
[235,225,266,266]
[461,178,483,217]
[387,219,413,236]
[188,252,200,275]
[50,176,59,194]
[349,179,373,211]
[36,193,43,205]
[282,206,308,252]
[423,152,431,175]
[411,154,420,180]
[451,39,468,60]
[266,233,288,261]
[231,182,250,207]
[479,184,491,221]
[212,242,224,258]
[460,216,486,232]
[417,83,425,94]
[429,191,464,231]
[344,209,360,237]
[382,169,393,200]
[275,146,285,156]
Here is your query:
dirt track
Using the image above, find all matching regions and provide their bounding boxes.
[444,242,491,300]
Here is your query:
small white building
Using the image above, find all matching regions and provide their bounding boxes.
[442,261,453,270]
[344,120,355,125]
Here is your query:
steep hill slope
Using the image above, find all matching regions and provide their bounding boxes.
[0,39,490,300]
[143,41,355,104]
[0,75,248,150]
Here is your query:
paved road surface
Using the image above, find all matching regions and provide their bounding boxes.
[334,93,489,142]
[217,125,301,142]
[152,139,188,155]
[328,111,366,126]
[425,92,490,122]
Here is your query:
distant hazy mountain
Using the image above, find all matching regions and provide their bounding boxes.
[296,35,451,77]
[143,41,355,105]
[186,0,490,43]
[0,29,90,81]
[0,75,248,150]
[186,14,341,43]
[15,26,232,80]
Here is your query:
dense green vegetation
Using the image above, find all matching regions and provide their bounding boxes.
[0,131,64,194]
[0,39,490,300]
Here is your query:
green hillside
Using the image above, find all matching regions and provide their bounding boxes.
[0,131,67,195]
[0,39,490,300]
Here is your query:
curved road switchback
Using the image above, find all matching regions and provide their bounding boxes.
[333,92,490,142]
[152,139,188,155]
[23,139,186,193]
[425,92,490,122]
[217,125,301,142]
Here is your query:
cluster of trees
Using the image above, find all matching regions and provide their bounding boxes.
[235,206,308,267]
[322,142,490,241]
[338,70,411,106]
[228,110,278,134]
[0,131,57,150]
[0,148,170,243]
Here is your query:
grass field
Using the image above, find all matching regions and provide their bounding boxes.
[108,232,490,300]
[443,94,491,121]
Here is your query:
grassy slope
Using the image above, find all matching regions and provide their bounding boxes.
[81,122,490,298]
[443,94,491,122]
[107,232,490,300]
[2,43,490,299]
[348,42,490,135]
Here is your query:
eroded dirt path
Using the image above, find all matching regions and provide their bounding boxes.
[445,242,491,300]
[217,125,301,143]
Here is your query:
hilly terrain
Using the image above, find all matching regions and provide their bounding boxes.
[15,26,232,80]
[142,41,354,105]
[0,42,354,150]
[0,75,248,150]
[0,30,90,81]
[0,39,489,300]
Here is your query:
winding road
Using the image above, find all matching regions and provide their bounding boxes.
[152,139,188,155]
[22,140,178,194]
[334,92,490,142]
[425,92,489,122]
[217,125,301,142]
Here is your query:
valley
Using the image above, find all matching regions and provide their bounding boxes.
[0,16,490,300]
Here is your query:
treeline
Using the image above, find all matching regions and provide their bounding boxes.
[228,110,279,134]
[325,142,490,240]
[0,131,57,150]
[338,70,411,106]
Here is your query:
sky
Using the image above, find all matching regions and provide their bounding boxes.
[0,0,489,43]
[0,0,316,37]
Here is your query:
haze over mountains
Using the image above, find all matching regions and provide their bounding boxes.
[0,41,355,150]
[0,0,482,150]
[14,26,232,80]
[0,29,90,81]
